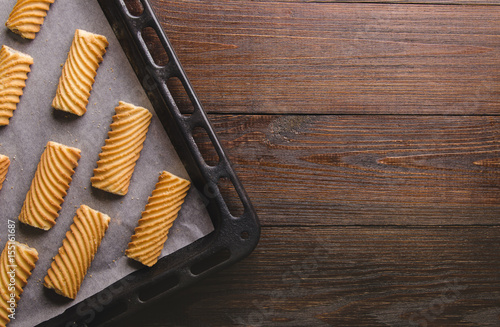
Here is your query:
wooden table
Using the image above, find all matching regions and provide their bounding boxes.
[119,0,500,326]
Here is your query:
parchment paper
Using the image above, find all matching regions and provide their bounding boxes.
[0,0,214,326]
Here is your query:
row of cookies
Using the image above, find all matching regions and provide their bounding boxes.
[1,2,193,326]
[19,101,155,231]
[0,0,53,206]
[3,0,191,265]
[0,204,110,326]
[0,166,191,325]
[0,0,48,323]
[2,7,191,266]
[0,102,190,323]
[2,0,58,126]
[0,28,108,126]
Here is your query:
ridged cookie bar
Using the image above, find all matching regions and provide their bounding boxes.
[0,155,9,191]
[126,171,190,267]
[0,241,38,327]
[52,29,108,116]
[91,101,152,195]
[0,45,33,126]
[5,0,54,39]
[19,141,81,230]
[44,205,110,299]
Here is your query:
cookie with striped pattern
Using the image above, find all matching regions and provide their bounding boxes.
[6,0,54,39]
[0,241,38,327]
[52,29,108,116]
[126,171,190,267]
[0,45,33,126]
[43,205,110,299]
[91,101,152,195]
[0,155,9,191]
[19,141,81,230]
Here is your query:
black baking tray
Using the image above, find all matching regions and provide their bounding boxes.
[36,0,260,326]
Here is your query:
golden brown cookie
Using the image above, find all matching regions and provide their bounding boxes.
[5,0,54,39]
[0,241,38,327]
[0,155,9,191]
[91,101,152,195]
[43,205,110,299]
[0,45,33,126]
[52,29,108,116]
[19,141,81,230]
[125,171,190,267]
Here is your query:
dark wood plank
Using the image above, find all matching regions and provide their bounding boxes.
[148,1,500,114]
[226,0,500,5]
[119,226,500,326]
[193,115,500,225]
[113,4,500,327]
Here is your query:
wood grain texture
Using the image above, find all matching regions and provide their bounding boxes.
[142,0,500,7]
[149,0,500,115]
[118,226,500,327]
[194,114,500,225]
[231,0,500,4]
[115,2,499,327]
